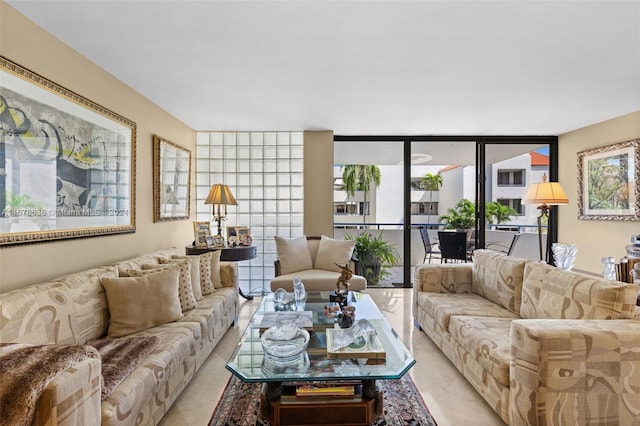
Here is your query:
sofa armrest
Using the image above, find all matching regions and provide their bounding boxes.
[220,261,238,288]
[509,319,640,426]
[413,263,473,317]
[37,356,102,426]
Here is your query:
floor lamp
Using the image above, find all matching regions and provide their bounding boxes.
[204,184,238,239]
[522,174,569,263]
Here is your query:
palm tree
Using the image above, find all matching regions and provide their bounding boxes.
[341,165,381,224]
[486,202,518,225]
[420,173,443,227]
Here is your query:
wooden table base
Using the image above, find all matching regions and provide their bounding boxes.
[261,384,383,426]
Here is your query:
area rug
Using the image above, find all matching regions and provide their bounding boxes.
[209,374,437,426]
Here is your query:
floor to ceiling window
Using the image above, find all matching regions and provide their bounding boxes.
[334,136,558,287]
[196,131,304,296]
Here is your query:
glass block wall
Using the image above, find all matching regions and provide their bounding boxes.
[196,132,304,296]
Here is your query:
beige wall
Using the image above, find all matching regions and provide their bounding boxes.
[558,111,640,274]
[303,130,334,236]
[0,3,196,292]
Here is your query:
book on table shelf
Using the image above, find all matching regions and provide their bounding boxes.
[325,328,386,360]
[296,384,355,397]
[256,311,313,333]
[281,381,362,399]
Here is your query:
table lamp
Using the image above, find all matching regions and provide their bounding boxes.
[522,174,569,262]
[204,184,238,238]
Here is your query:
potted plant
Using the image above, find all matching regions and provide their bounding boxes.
[440,198,476,231]
[346,231,399,285]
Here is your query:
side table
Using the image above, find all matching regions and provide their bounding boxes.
[185,245,257,300]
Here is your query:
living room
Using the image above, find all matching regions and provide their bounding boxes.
[1,1,639,425]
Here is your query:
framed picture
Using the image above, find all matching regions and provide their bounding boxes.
[227,226,251,246]
[210,236,225,248]
[153,135,190,222]
[0,56,136,246]
[577,139,639,221]
[193,221,211,247]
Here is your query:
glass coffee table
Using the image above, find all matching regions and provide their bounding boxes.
[226,291,415,425]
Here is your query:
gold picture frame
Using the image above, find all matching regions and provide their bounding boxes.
[153,135,191,222]
[227,226,251,246]
[193,221,211,247]
[577,139,639,221]
[0,56,137,246]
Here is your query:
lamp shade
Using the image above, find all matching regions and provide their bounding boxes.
[204,184,238,206]
[522,174,569,205]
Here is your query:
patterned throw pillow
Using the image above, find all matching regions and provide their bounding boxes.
[129,261,197,312]
[198,252,215,295]
[168,255,203,301]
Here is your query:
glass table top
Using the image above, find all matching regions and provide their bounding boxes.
[226,291,415,383]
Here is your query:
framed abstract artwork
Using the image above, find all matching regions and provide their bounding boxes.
[0,56,137,245]
[577,139,639,221]
[153,135,190,222]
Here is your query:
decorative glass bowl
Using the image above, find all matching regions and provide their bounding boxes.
[260,323,310,362]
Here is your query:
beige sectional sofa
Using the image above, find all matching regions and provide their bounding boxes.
[0,247,238,426]
[413,249,640,426]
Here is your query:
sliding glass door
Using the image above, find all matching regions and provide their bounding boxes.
[335,136,558,288]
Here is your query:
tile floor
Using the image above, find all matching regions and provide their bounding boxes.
[158,288,506,426]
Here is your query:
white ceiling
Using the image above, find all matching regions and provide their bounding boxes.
[6,0,640,136]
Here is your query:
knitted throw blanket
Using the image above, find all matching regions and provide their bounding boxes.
[0,343,100,426]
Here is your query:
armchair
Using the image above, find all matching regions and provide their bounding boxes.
[270,236,367,292]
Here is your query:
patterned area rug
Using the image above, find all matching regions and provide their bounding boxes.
[209,374,437,426]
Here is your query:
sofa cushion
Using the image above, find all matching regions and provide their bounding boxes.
[171,255,203,300]
[100,321,201,426]
[113,248,181,277]
[55,265,118,343]
[100,268,183,337]
[472,249,526,315]
[275,236,314,274]
[314,235,356,272]
[521,262,638,320]
[449,316,514,387]
[210,250,223,289]
[0,282,78,345]
[271,269,367,292]
[418,292,518,331]
[133,261,197,312]
[198,251,215,295]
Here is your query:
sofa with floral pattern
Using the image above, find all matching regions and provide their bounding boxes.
[413,249,640,425]
[0,247,238,426]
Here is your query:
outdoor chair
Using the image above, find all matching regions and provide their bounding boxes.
[420,228,441,263]
[486,233,522,256]
[437,231,472,263]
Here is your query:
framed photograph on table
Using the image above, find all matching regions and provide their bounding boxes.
[153,135,190,222]
[577,139,639,221]
[0,56,136,246]
[210,236,225,248]
[193,221,211,247]
[227,226,251,246]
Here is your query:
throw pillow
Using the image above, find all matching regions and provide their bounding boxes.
[100,268,183,338]
[171,255,203,300]
[147,260,197,311]
[314,235,356,272]
[275,236,313,275]
[210,250,223,289]
[199,251,215,295]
